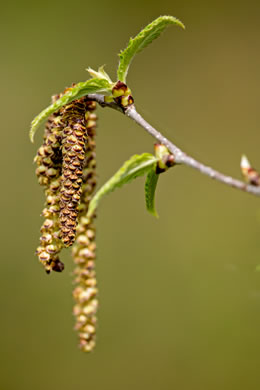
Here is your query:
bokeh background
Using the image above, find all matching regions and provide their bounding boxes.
[1,0,260,389]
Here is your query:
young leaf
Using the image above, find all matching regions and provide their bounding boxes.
[117,15,185,83]
[30,78,111,142]
[87,153,158,217]
[87,65,113,83]
[145,168,159,218]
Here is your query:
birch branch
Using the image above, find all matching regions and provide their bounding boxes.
[87,94,260,197]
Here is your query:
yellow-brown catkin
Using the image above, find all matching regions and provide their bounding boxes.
[37,175,65,273]
[35,97,65,273]
[59,98,89,247]
[72,101,98,352]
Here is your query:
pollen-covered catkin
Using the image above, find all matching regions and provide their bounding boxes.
[35,98,65,273]
[59,98,89,247]
[37,175,65,273]
[72,101,98,352]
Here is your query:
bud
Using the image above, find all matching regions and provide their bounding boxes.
[112,81,131,98]
[115,94,134,108]
[154,143,175,174]
[240,155,260,186]
[112,81,134,109]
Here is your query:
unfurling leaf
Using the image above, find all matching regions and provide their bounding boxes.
[87,66,113,83]
[145,168,159,218]
[87,153,157,217]
[117,15,185,83]
[30,78,111,142]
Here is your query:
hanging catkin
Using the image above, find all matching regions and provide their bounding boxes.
[72,100,98,352]
[59,98,89,247]
[35,97,65,273]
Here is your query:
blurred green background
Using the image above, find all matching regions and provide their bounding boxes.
[1,0,260,389]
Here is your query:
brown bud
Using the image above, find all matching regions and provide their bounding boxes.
[112,81,129,97]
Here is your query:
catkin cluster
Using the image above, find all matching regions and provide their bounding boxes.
[35,95,98,351]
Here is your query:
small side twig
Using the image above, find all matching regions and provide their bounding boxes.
[87,93,260,197]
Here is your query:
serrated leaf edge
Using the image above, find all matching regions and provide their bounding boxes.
[117,15,185,82]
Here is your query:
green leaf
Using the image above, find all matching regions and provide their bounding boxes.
[30,78,111,142]
[87,153,157,217]
[117,15,185,83]
[145,168,159,217]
